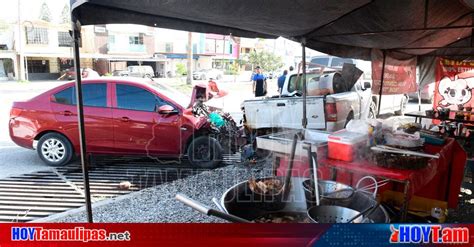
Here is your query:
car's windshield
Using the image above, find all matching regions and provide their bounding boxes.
[331,58,354,67]
[309,58,329,68]
[146,81,190,108]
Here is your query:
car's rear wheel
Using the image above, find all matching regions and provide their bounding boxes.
[37,133,73,166]
[187,136,223,168]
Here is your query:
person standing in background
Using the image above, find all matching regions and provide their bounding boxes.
[277,70,288,95]
[252,66,267,97]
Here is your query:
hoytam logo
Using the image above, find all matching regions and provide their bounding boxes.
[390,225,469,244]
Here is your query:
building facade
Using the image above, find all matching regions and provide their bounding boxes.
[0,0,304,81]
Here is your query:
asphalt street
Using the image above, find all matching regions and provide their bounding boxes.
[0,79,431,179]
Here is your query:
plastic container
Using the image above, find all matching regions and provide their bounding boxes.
[328,130,367,162]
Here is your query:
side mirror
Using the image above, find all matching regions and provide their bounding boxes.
[157,105,178,115]
[363,81,371,90]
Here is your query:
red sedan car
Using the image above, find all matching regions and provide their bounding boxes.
[9,77,223,168]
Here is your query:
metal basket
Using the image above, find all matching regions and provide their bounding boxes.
[307,205,370,223]
[302,180,354,208]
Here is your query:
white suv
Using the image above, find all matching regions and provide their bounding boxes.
[127,65,155,78]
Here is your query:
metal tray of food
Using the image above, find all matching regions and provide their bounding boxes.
[256,129,330,156]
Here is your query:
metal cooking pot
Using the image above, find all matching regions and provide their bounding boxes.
[302,179,354,208]
[220,177,390,223]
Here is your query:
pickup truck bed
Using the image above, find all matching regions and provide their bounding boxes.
[243,96,327,130]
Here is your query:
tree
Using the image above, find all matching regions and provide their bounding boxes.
[176,63,187,76]
[246,50,284,73]
[39,2,52,22]
[60,4,70,24]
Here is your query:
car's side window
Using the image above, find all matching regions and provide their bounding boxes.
[116,84,166,112]
[52,83,107,107]
[53,87,74,105]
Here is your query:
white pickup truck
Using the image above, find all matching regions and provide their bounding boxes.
[243,66,407,133]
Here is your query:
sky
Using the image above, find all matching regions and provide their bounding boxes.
[0,0,322,57]
[1,0,69,23]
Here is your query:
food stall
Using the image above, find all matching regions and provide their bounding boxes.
[266,124,466,222]
[70,0,474,223]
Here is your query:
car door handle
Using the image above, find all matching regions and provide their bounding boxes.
[277,103,286,107]
[60,110,73,116]
[120,117,130,122]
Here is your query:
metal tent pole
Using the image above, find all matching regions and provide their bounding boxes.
[418,89,422,111]
[377,51,386,116]
[71,17,93,223]
[301,38,307,129]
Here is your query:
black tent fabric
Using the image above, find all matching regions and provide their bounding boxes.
[71,0,474,59]
[70,0,370,39]
[69,0,474,222]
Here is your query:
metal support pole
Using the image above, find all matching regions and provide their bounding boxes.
[301,39,307,129]
[418,89,422,112]
[377,51,386,115]
[71,18,93,223]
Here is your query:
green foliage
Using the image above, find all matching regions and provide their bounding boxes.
[226,62,240,75]
[176,63,187,76]
[245,50,284,73]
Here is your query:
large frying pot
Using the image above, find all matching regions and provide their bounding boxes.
[220,177,390,223]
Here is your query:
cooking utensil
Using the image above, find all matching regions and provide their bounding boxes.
[307,205,365,223]
[282,133,300,197]
[212,197,227,213]
[221,177,391,223]
[175,193,251,223]
[303,143,320,206]
[311,152,320,206]
[371,145,439,159]
[324,188,355,198]
[357,179,389,196]
[347,201,381,223]
[346,203,377,223]
[363,201,381,220]
[302,180,354,208]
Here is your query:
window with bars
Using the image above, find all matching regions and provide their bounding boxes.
[27,60,50,73]
[165,43,173,53]
[58,31,72,47]
[26,27,49,45]
[129,34,144,45]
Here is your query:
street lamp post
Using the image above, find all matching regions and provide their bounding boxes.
[17,0,26,81]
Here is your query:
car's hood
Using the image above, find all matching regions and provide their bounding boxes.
[188,84,227,109]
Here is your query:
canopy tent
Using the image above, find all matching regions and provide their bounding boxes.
[70,0,474,221]
[71,0,474,80]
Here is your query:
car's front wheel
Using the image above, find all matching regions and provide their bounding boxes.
[37,133,74,166]
[187,136,222,169]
